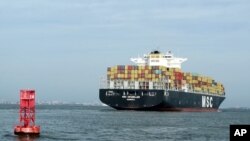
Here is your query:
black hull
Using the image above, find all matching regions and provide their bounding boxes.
[99,89,225,112]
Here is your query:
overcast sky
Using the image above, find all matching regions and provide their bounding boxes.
[0,0,249,107]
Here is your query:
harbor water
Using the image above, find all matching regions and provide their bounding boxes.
[1,104,250,141]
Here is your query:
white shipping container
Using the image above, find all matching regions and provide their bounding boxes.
[109,81,114,89]
[149,82,153,89]
[135,81,139,89]
[123,81,128,89]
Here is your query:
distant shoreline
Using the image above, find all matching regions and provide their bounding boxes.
[0,103,249,111]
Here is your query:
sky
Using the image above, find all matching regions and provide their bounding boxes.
[0,0,249,107]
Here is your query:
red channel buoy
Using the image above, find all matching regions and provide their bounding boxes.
[14,90,40,136]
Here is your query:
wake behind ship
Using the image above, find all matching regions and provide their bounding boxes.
[99,50,225,112]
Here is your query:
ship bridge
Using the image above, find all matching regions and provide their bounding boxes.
[130,50,187,69]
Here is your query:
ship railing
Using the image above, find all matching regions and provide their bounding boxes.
[101,79,225,97]
[167,87,225,97]
[100,76,109,89]
[102,79,167,90]
[186,89,225,97]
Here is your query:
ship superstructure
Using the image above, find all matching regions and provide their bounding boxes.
[130,50,187,69]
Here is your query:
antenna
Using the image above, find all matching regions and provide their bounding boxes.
[156,46,160,51]
[176,47,180,57]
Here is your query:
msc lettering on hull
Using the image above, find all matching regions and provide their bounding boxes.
[202,96,213,108]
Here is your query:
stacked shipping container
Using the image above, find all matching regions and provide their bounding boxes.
[107,65,225,95]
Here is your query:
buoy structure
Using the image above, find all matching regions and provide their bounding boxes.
[14,90,40,136]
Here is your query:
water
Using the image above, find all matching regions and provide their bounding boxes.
[1,104,250,141]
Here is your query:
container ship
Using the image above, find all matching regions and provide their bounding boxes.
[99,50,225,112]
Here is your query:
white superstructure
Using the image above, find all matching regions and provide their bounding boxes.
[130,50,187,69]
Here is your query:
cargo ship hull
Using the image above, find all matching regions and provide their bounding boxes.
[99,89,225,112]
